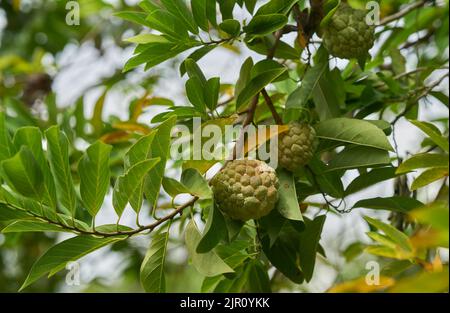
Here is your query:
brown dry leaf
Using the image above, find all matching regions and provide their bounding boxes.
[100,131,131,144]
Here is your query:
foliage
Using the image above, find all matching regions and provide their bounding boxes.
[0,0,448,293]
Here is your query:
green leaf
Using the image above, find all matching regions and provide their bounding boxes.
[345,167,398,195]
[140,231,170,293]
[0,204,30,223]
[2,220,65,233]
[20,235,124,291]
[191,0,209,31]
[1,147,43,201]
[255,0,299,15]
[389,48,406,76]
[260,221,304,284]
[13,127,57,209]
[162,177,190,197]
[125,131,158,169]
[306,157,344,198]
[411,167,449,190]
[236,60,287,109]
[139,0,160,12]
[151,107,202,123]
[354,196,424,213]
[343,242,366,262]
[184,58,207,85]
[124,42,195,72]
[145,9,189,39]
[244,0,257,13]
[235,57,254,101]
[205,0,217,26]
[124,33,170,44]
[125,131,159,213]
[78,141,112,217]
[144,117,177,209]
[0,111,13,162]
[366,120,392,136]
[215,239,251,268]
[160,0,199,34]
[246,36,300,60]
[409,120,449,152]
[319,0,340,28]
[284,47,329,122]
[244,13,288,36]
[326,146,391,172]
[299,215,326,282]
[181,168,212,199]
[367,232,398,249]
[247,260,271,292]
[397,153,449,174]
[204,77,220,111]
[214,265,250,292]
[201,275,223,292]
[180,45,217,76]
[197,205,227,253]
[74,97,85,137]
[315,118,394,151]
[113,158,160,217]
[219,19,241,36]
[258,209,288,247]
[312,68,344,120]
[115,11,153,27]
[185,219,234,277]
[217,0,236,20]
[45,126,77,215]
[363,216,413,253]
[275,169,303,221]
[186,76,207,114]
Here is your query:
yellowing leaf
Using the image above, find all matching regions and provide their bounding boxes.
[243,124,289,156]
[388,267,449,293]
[328,276,395,293]
[112,122,151,134]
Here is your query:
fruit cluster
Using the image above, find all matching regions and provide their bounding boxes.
[211,123,317,221]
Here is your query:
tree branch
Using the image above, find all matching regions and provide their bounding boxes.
[379,0,427,26]
[262,88,283,124]
[4,196,199,238]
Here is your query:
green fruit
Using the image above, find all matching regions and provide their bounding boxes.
[322,3,375,59]
[211,159,279,221]
[278,122,317,172]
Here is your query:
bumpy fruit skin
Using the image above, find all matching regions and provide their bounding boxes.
[278,122,317,172]
[322,3,375,59]
[211,160,279,221]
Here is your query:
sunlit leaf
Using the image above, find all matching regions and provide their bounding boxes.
[185,219,234,277]
[140,231,170,292]
[20,235,125,291]
[78,141,112,217]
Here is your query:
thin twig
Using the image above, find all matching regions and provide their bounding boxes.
[392,72,449,124]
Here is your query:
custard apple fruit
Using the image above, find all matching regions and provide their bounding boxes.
[278,122,317,172]
[211,159,279,221]
[322,3,375,59]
